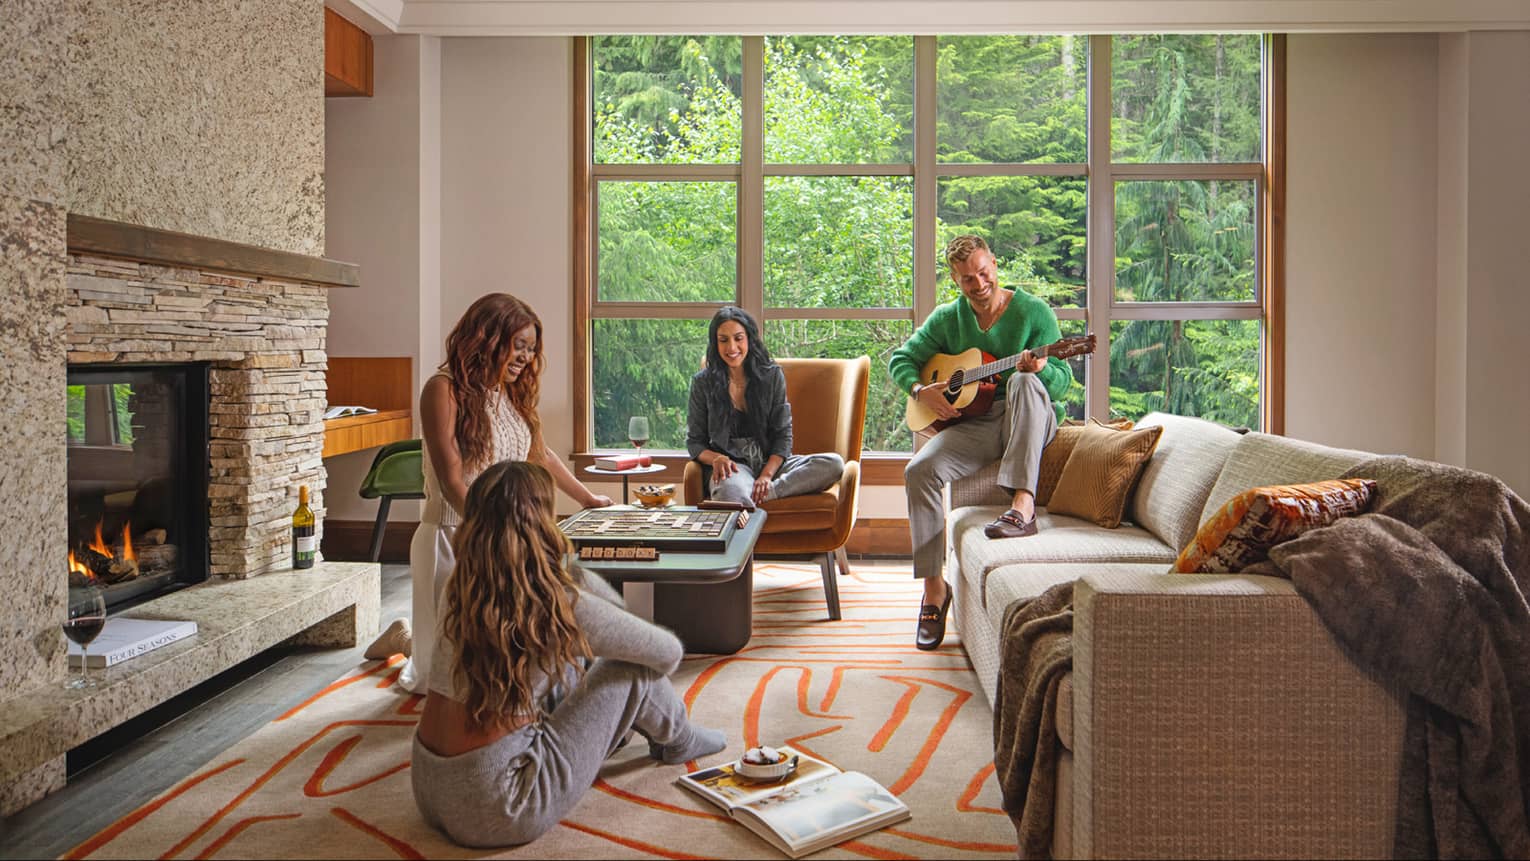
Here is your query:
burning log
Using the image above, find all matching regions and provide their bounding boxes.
[142,528,167,546]
[107,555,140,582]
[131,543,178,572]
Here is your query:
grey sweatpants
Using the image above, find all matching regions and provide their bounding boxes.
[905,372,1058,581]
[710,452,844,506]
[411,658,698,848]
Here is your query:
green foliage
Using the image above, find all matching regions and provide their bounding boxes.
[592,35,1265,449]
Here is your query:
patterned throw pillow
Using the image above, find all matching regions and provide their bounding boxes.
[1173,478,1378,573]
[1046,420,1164,528]
[1036,418,1134,507]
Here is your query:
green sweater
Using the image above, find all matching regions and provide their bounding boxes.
[889,289,1072,421]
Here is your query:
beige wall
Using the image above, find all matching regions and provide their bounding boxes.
[1458,31,1530,496]
[68,0,325,255]
[439,37,593,508]
[325,35,442,521]
[1285,34,1441,459]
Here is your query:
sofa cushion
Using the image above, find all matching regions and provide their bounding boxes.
[1174,479,1378,573]
[1126,412,1243,554]
[1200,432,1373,527]
[951,506,1177,608]
[1036,418,1135,506]
[1048,421,1164,528]
[983,560,1171,621]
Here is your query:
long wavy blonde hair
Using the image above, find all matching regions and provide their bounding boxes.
[440,461,590,731]
[443,293,546,470]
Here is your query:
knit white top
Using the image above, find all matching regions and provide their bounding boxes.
[420,374,533,527]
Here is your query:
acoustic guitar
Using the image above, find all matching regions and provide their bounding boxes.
[904,334,1097,433]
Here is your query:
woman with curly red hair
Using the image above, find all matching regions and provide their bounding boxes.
[373,293,611,695]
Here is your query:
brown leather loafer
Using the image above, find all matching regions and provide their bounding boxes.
[984,508,1038,539]
[915,586,953,651]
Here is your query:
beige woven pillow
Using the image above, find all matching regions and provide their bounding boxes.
[1047,419,1164,528]
[1036,418,1133,507]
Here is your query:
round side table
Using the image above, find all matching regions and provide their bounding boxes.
[583,462,667,505]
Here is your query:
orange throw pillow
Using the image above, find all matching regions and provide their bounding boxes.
[1173,478,1379,574]
[1046,419,1164,528]
[1036,418,1133,507]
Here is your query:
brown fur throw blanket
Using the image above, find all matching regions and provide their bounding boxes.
[1258,456,1530,858]
[992,579,1073,859]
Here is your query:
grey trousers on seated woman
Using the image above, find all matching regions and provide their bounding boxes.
[709,450,845,506]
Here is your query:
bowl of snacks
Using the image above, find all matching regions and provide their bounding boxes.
[736,745,796,781]
[633,483,676,508]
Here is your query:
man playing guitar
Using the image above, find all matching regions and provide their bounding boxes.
[889,235,1074,650]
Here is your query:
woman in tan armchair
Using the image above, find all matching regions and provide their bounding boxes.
[685,306,844,508]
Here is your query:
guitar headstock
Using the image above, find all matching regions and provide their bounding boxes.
[1044,333,1097,361]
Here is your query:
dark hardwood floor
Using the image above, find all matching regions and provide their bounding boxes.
[0,563,412,860]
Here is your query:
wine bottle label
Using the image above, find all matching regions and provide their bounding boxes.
[295,535,317,554]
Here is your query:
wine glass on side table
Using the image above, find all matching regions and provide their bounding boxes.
[64,582,107,689]
[628,416,651,451]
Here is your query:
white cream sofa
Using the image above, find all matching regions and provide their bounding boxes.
[947,412,1408,859]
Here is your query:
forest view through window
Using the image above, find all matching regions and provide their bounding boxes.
[585,35,1271,455]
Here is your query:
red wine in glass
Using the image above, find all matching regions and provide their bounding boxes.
[65,584,106,689]
[64,616,105,646]
[627,416,650,450]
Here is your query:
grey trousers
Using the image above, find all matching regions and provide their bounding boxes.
[905,373,1058,581]
[410,658,698,848]
[710,452,845,506]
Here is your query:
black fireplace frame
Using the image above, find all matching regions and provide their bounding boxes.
[66,362,211,611]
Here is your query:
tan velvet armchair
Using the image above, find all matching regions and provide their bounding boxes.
[684,356,870,621]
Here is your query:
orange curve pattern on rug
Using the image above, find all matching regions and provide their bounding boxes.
[67,563,1018,860]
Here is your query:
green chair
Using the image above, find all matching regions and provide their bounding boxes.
[359,439,425,562]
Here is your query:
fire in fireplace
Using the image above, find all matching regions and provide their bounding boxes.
[66,364,209,611]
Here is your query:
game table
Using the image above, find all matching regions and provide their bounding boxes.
[559,505,766,655]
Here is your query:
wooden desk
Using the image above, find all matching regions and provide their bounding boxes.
[323,357,413,457]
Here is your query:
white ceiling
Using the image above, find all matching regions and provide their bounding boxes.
[330,0,1530,36]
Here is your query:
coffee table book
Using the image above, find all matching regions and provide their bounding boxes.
[677,746,911,858]
[67,618,199,668]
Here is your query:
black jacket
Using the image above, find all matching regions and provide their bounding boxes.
[685,364,793,463]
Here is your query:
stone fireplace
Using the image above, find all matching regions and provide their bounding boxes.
[66,249,329,578]
[0,217,378,817]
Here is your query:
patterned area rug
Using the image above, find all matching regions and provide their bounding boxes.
[65,562,1017,859]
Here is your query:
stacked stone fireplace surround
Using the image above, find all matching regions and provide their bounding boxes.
[0,241,383,817]
[67,252,328,575]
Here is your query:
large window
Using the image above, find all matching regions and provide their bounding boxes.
[579,35,1280,463]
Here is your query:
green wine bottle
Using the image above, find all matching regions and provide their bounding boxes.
[292,485,316,569]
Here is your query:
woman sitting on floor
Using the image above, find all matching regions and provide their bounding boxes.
[686,306,844,507]
[412,460,727,847]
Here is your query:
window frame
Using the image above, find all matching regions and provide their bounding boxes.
[573,34,1285,480]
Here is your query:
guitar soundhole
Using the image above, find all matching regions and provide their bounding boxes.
[947,370,965,392]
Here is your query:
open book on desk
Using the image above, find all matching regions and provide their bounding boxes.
[677,747,910,858]
[323,405,377,420]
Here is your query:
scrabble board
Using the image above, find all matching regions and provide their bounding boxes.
[559,506,745,553]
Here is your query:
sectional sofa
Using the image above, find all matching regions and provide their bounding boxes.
[946,412,1406,858]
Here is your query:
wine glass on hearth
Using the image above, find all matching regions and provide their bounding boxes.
[64,582,106,689]
[628,416,651,451]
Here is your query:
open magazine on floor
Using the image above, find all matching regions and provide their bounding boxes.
[677,746,910,858]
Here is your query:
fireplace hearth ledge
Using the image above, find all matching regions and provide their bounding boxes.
[0,560,380,816]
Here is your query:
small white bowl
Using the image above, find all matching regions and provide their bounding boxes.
[736,751,795,781]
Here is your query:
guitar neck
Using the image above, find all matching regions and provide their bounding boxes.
[967,345,1052,381]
